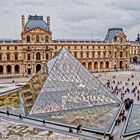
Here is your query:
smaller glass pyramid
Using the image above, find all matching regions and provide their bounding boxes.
[123,104,140,137]
[0,91,23,114]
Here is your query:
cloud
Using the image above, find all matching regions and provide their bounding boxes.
[0,0,139,40]
[109,0,140,11]
[13,0,46,6]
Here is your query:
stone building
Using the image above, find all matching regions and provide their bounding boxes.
[0,15,139,78]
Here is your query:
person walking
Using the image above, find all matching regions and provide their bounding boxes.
[43,119,46,126]
[77,124,82,133]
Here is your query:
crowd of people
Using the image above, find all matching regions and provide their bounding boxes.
[105,74,140,103]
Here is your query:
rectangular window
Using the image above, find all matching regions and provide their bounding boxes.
[27,54,30,60]
[15,53,18,60]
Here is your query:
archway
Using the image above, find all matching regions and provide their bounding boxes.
[94,62,98,69]
[82,62,86,68]
[7,65,12,74]
[133,56,138,63]
[0,65,3,74]
[105,61,109,69]
[36,64,41,73]
[120,61,123,69]
[100,61,104,69]
[15,65,20,74]
[88,62,92,70]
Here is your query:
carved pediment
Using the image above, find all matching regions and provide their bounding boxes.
[24,27,51,34]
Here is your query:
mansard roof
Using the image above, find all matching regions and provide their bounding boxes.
[24,15,48,32]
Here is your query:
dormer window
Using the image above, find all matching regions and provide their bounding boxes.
[114,36,117,42]
[36,35,40,42]
[120,37,123,43]
[45,35,48,43]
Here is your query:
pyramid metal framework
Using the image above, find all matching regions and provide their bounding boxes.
[30,47,120,114]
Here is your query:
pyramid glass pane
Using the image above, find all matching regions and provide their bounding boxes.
[128,135,140,140]
[0,91,23,114]
[31,103,121,132]
[30,48,120,115]
[21,66,48,114]
[124,104,140,135]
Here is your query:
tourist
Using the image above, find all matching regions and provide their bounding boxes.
[109,135,114,140]
[7,110,9,116]
[77,124,82,133]
[19,114,23,119]
[43,119,46,126]
[69,127,73,133]
[120,135,124,140]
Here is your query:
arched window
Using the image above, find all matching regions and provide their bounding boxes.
[7,65,12,74]
[100,61,104,69]
[120,61,123,69]
[45,36,48,42]
[88,62,92,70]
[120,51,123,58]
[106,61,109,69]
[7,53,10,60]
[15,53,18,60]
[46,53,49,60]
[36,35,40,42]
[94,62,98,69]
[27,54,30,60]
[0,54,2,60]
[15,65,20,74]
[82,62,86,67]
[0,65,3,74]
[36,64,41,73]
[36,52,41,60]
[28,69,31,75]
[27,35,30,42]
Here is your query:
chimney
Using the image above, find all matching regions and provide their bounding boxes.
[47,16,50,31]
[21,15,25,32]
[137,33,140,41]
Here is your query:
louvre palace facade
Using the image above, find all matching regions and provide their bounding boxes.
[0,15,139,78]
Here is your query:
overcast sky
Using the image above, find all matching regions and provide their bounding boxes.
[0,0,140,40]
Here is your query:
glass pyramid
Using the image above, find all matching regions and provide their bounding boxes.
[123,104,140,137]
[30,48,120,114]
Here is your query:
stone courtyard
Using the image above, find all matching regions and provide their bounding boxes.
[0,70,140,140]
